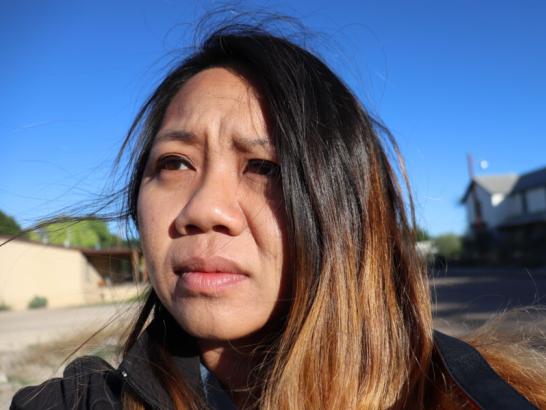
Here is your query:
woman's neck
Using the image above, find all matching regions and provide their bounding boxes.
[199,339,260,409]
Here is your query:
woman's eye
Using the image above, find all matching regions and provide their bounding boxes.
[157,155,192,172]
[245,159,280,177]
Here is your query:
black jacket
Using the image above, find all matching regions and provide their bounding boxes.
[10,327,537,410]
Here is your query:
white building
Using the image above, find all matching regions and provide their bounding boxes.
[461,166,546,233]
[461,168,546,266]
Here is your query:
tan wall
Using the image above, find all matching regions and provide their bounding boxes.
[0,238,104,310]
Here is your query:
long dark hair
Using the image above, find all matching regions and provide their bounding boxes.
[120,21,432,410]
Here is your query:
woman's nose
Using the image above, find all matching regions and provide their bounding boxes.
[173,171,247,237]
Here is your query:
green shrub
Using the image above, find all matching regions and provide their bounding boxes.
[0,300,10,311]
[433,233,463,260]
[28,295,48,309]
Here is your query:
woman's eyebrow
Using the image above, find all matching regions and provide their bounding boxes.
[232,136,274,155]
[155,129,274,154]
[154,129,198,144]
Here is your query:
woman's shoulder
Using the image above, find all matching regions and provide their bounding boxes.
[10,355,123,410]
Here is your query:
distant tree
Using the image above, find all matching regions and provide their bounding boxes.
[86,219,122,248]
[123,237,141,248]
[414,226,431,241]
[433,233,462,260]
[35,219,122,249]
[0,210,22,236]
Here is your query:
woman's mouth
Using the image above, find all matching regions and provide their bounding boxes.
[179,271,248,293]
[174,256,249,294]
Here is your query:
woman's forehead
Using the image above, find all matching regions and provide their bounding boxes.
[157,67,272,151]
[163,67,264,123]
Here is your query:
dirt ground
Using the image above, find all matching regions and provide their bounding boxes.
[1,267,545,408]
[0,303,139,408]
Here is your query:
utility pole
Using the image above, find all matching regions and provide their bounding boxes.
[467,153,483,230]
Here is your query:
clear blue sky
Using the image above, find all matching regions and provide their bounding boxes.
[1,0,545,236]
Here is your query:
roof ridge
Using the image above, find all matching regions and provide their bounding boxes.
[520,164,546,178]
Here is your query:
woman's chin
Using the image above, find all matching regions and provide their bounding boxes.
[169,302,271,343]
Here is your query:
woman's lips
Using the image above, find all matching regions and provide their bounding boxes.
[173,256,249,294]
[179,271,248,294]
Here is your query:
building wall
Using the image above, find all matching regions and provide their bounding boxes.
[465,185,500,228]
[85,254,134,283]
[526,187,546,213]
[504,194,524,218]
[465,188,479,227]
[465,185,528,229]
[0,239,104,310]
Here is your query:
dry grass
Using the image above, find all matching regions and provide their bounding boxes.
[11,326,126,384]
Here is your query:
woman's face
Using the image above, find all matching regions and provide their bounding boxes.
[138,67,288,342]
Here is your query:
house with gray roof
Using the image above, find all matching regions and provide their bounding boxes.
[461,166,546,232]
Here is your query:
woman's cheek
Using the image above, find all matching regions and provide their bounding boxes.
[138,185,168,281]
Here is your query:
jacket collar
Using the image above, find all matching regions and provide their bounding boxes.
[118,320,203,410]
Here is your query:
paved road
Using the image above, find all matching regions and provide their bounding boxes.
[431,267,546,336]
